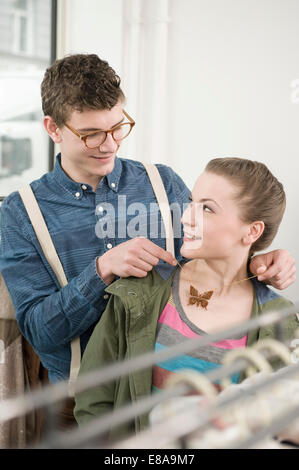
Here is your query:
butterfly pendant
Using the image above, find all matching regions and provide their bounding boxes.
[188,285,214,310]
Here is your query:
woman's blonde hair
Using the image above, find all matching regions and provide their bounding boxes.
[205,158,286,255]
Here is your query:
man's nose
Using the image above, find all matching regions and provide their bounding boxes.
[99,133,118,152]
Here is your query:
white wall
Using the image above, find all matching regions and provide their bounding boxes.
[168,0,299,302]
[57,0,123,72]
[58,0,299,302]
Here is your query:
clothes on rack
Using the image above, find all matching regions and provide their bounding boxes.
[148,367,299,449]
[216,371,299,446]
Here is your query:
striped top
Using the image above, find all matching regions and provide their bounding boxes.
[152,268,248,392]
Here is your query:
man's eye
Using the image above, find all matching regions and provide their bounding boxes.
[92,131,105,137]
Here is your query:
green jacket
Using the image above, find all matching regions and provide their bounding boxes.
[74,266,298,439]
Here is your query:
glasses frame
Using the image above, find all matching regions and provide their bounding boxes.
[64,109,135,148]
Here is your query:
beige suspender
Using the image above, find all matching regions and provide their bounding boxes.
[19,186,68,287]
[19,185,81,392]
[142,163,175,257]
[18,163,174,389]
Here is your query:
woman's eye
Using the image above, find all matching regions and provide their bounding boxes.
[203,205,212,213]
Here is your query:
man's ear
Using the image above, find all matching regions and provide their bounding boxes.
[242,221,265,246]
[43,116,62,143]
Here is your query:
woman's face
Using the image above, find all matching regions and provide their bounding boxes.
[180,171,250,260]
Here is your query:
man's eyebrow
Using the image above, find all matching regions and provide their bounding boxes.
[77,117,125,133]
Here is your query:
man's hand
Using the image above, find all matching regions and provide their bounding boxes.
[249,249,296,290]
[96,237,177,285]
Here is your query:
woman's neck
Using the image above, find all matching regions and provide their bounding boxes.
[180,257,250,297]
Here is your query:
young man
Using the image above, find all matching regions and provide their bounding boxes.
[0,54,296,386]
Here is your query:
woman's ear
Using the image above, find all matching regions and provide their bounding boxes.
[242,221,265,246]
[43,116,62,143]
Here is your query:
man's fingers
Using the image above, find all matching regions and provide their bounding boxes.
[155,248,177,266]
[266,267,296,289]
[140,238,177,266]
[271,264,296,283]
[258,263,295,282]
[257,264,282,281]
[140,250,160,267]
[256,265,267,275]
[275,275,296,290]
[132,258,155,273]
[126,265,149,278]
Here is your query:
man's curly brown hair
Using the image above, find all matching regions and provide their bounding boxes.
[41,54,125,127]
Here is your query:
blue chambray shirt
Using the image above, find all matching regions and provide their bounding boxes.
[0,154,190,383]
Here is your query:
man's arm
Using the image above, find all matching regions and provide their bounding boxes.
[249,249,296,290]
[0,198,109,353]
[0,196,178,354]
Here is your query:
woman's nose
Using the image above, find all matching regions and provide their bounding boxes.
[181,205,195,227]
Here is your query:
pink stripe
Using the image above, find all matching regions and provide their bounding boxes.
[159,303,247,350]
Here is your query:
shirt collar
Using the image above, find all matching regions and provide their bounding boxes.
[105,156,122,192]
[51,153,122,194]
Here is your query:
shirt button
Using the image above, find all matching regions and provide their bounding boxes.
[111,183,116,189]
[103,294,109,300]
[75,192,80,198]
[107,243,113,249]
[81,184,87,190]
[98,206,104,213]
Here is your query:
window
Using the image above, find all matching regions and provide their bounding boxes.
[0,0,56,198]
[10,0,34,55]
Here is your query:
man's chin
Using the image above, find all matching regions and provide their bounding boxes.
[90,155,115,175]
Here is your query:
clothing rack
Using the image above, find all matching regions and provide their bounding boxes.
[42,353,299,449]
[108,361,299,450]
[0,302,297,426]
[232,404,299,449]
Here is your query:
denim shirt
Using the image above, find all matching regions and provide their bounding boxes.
[0,154,190,382]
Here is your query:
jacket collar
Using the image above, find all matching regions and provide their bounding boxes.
[105,265,177,309]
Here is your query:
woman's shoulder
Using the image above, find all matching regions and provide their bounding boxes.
[251,278,299,342]
[252,277,293,309]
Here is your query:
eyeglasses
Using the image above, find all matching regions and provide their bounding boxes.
[64,109,135,149]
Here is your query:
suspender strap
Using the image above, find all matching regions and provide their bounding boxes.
[142,163,175,257]
[19,186,67,287]
[19,185,81,391]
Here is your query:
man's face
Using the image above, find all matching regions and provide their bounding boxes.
[57,101,124,187]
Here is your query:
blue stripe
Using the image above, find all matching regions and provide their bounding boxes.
[154,342,240,384]
[155,342,221,373]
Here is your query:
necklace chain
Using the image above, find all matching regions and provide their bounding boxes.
[176,260,257,309]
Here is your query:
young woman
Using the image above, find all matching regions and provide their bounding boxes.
[74,158,298,438]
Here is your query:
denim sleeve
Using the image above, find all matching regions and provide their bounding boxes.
[0,197,108,354]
